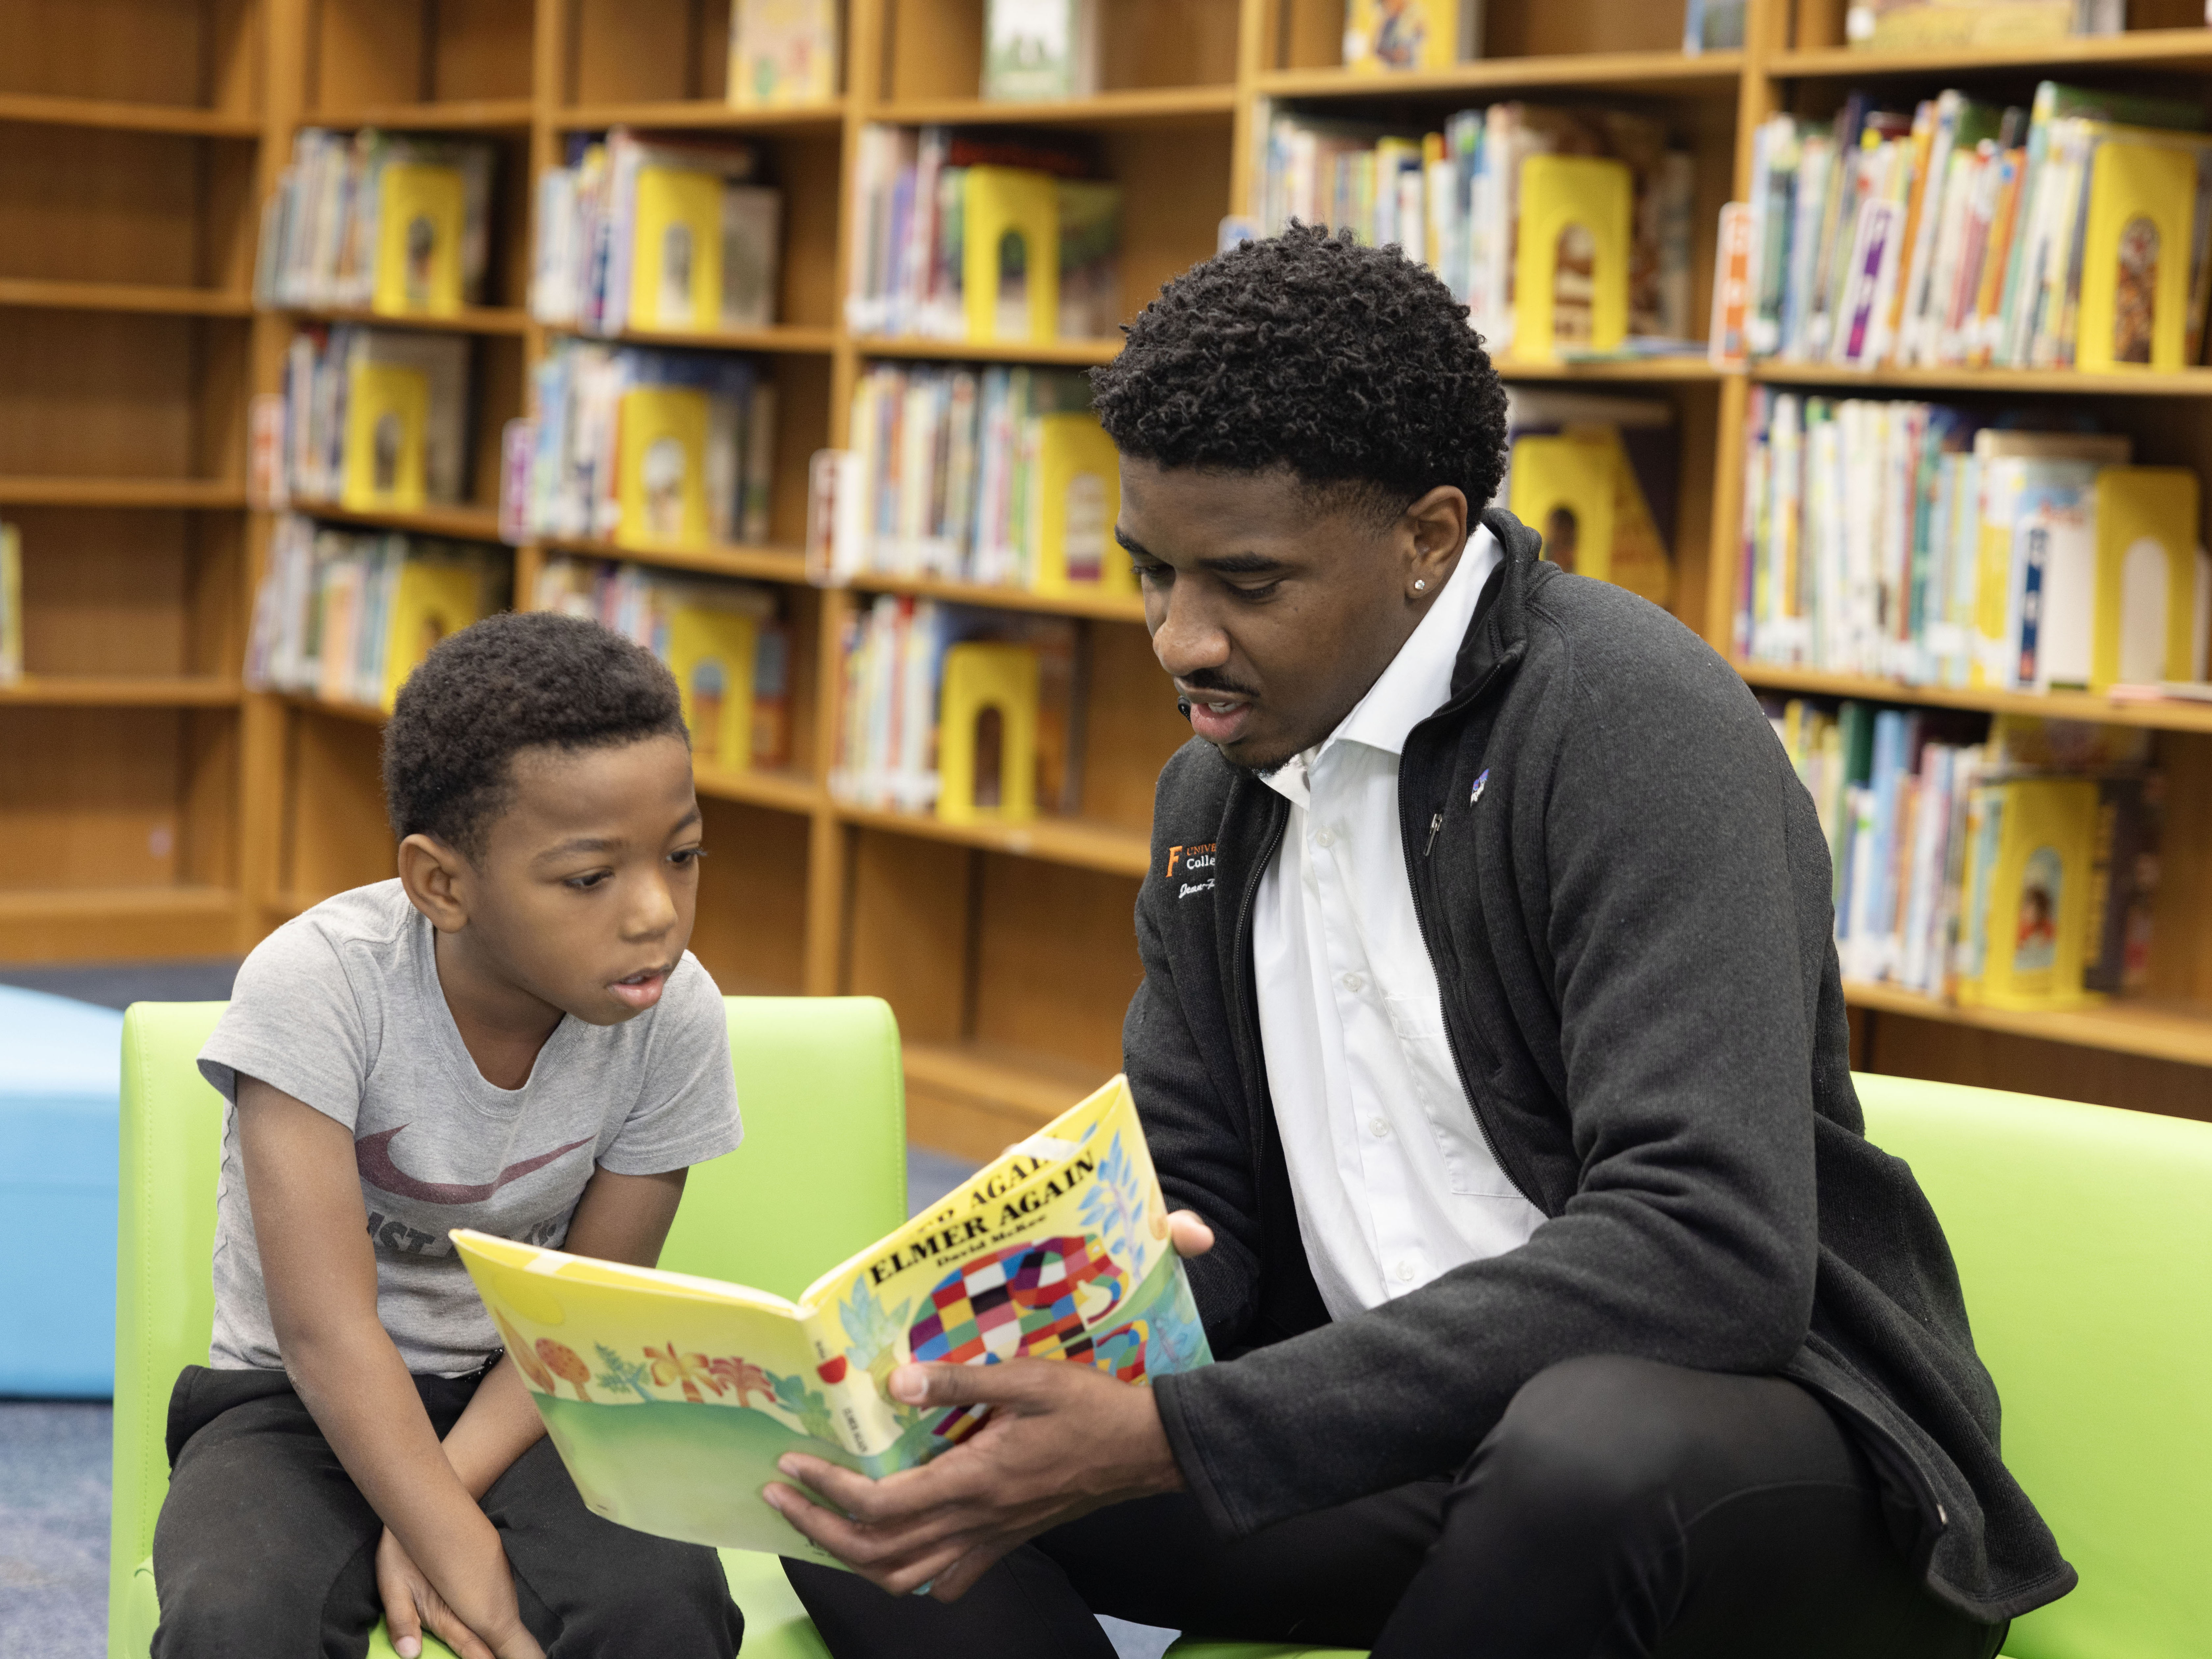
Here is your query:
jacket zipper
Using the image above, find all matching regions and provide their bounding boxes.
[1230,804,1289,1100]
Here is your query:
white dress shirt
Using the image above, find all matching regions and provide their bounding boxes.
[1253,526,1546,1320]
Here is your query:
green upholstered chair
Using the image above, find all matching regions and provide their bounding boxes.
[108,996,905,1659]
[1165,1075,2212,1659]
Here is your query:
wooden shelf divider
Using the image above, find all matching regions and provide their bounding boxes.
[281,305,531,335]
[287,499,506,540]
[0,677,246,708]
[1739,664,2212,735]
[555,101,847,133]
[298,101,536,131]
[0,280,255,317]
[1257,50,1745,99]
[0,478,249,509]
[0,92,261,137]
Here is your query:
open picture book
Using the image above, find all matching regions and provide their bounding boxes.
[452,1074,1211,1562]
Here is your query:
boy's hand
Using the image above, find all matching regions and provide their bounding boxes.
[375,1527,545,1659]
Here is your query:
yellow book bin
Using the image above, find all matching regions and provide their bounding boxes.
[667,604,760,775]
[373,162,467,317]
[630,165,725,333]
[963,167,1060,344]
[341,361,429,511]
[1513,154,1630,361]
[938,642,1041,825]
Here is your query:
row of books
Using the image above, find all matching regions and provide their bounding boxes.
[530,133,782,338]
[1843,0,2121,52]
[1329,0,1747,67]
[245,515,507,710]
[535,557,794,774]
[0,523,19,685]
[832,594,1080,823]
[811,362,1121,596]
[1737,82,2212,373]
[518,340,778,551]
[845,126,1122,342]
[1257,104,1697,359]
[255,129,496,317]
[279,326,471,513]
[1775,702,2157,1011]
[1736,396,2210,694]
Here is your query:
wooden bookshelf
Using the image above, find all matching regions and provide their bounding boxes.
[18,0,2212,1143]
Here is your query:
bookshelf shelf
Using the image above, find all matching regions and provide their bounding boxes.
[548,323,838,355]
[1771,30,2212,81]
[297,101,535,132]
[874,87,1238,129]
[853,336,1124,366]
[841,571,1147,623]
[1496,355,1720,383]
[554,101,847,135]
[290,500,505,541]
[534,537,809,585]
[694,767,824,814]
[0,94,261,138]
[0,478,247,509]
[277,692,387,726]
[1738,664,2212,736]
[0,281,255,318]
[1844,980,2212,1069]
[0,677,245,708]
[1257,51,1745,101]
[834,802,1152,878]
[283,305,531,336]
[902,1039,1117,1150]
[1749,362,2212,398]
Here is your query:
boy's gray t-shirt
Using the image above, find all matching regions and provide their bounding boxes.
[197,879,744,1375]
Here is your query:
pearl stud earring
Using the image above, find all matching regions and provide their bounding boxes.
[1413,579,1426,591]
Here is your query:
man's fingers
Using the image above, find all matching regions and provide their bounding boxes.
[764,1482,969,1584]
[1169,1210,1215,1259]
[885,1357,1053,1410]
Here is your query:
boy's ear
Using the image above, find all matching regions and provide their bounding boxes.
[397,832,473,933]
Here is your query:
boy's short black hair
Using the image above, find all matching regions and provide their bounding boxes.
[383,611,688,858]
[1089,223,1510,524]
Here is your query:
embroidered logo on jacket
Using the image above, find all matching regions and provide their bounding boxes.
[1165,841,1216,880]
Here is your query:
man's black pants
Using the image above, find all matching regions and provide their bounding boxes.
[150,1364,743,1659]
[785,1355,2007,1659]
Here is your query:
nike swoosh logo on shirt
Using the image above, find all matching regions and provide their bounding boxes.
[354,1126,596,1205]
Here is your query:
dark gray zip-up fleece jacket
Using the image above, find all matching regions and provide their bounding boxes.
[1135,508,2073,1623]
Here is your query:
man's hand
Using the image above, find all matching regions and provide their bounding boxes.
[375,1525,543,1659]
[762,1209,1215,1602]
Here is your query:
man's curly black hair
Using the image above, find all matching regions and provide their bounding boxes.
[1090,224,1510,524]
[383,611,688,858]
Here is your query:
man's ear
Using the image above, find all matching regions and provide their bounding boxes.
[1402,485,1470,599]
[397,832,473,933]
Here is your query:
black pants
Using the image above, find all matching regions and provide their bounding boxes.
[785,1355,2007,1659]
[150,1364,743,1659]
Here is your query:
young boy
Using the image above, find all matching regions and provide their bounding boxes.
[156,613,747,1659]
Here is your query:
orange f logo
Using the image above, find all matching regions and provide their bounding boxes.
[1166,845,1183,877]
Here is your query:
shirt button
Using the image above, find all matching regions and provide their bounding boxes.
[1395,1260,1417,1283]
[1315,828,1335,848]
[1370,1117,1391,1138]
[1342,972,1364,993]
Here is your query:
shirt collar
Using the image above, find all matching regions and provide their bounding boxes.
[1260,524,1500,807]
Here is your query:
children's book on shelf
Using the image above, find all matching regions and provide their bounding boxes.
[845,126,1119,340]
[727,0,840,108]
[938,641,1043,822]
[1843,0,2121,51]
[280,326,470,511]
[819,361,1124,598]
[1257,103,1696,357]
[536,558,793,772]
[520,340,778,549]
[1766,702,2159,1005]
[533,134,781,337]
[1505,390,1677,608]
[255,129,496,315]
[1342,0,1480,71]
[1737,82,2212,373]
[453,1074,1211,1560]
[982,0,1101,101]
[246,514,508,710]
[833,596,1081,817]
[0,523,20,686]
[2091,467,2203,690]
[1682,0,1747,51]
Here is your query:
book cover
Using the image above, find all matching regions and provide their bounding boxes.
[2075,136,2199,371]
[1849,0,2075,50]
[1033,410,1126,594]
[1056,179,1122,340]
[340,360,430,511]
[668,602,761,775]
[616,387,714,548]
[982,0,1099,100]
[1344,0,1462,71]
[380,554,493,711]
[2092,466,2201,689]
[631,164,726,333]
[1957,776,2102,1010]
[372,161,467,317]
[963,167,1061,342]
[453,1075,1211,1561]
[728,0,839,107]
[722,184,782,330]
[1513,154,1631,360]
[939,640,1041,823]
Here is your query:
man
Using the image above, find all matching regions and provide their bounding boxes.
[766,226,2072,1657]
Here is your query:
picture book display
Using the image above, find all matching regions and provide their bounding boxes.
[982,0,1101,101]
[938,641,1042,823]
[256,129,496,315]
[282,326,470,511]
[372,161,468,316]
[452,1076,1211,1561]
[1505,389,1678,608]
[1342,0,1478,71]
[727,0,840,108]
